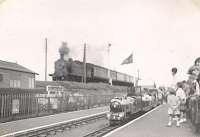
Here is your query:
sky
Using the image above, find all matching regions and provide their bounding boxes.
[1,0,200,86]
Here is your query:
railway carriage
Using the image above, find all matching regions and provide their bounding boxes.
[129,76,134,83]
[116,72,126,82]
[110,70,117,81]
[92,65,108,82]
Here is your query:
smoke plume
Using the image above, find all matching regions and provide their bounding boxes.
[59,42,70,55]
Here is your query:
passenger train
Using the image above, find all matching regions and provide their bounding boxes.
[50,57,134,86]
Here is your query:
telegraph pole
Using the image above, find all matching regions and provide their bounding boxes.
[45,38,47,81]
[108,43,112,85]
[82,43,86,83]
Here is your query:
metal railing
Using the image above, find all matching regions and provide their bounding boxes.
[0,88,114,123]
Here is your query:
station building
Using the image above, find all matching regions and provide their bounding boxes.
[0,60,38,89]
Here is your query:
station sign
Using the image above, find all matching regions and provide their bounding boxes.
[46,85,64,97]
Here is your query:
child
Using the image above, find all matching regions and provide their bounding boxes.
[176,82,187,123]
[167,87,181,127]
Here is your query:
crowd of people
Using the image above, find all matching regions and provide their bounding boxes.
[166,57,200,127]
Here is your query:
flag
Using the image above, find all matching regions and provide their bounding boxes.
[121,53,133,65]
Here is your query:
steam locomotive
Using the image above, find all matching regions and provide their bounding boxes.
[107,86,162,125]
[50,57,134,86]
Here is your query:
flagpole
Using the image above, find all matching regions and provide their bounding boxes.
[131,51,134,86]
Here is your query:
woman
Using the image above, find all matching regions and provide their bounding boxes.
[187,57,200,96]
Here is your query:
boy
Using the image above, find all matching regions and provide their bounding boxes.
[167,87,181,127]
[176,82,187,123]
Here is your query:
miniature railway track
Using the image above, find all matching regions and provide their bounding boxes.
[82,111,146,137]
[2,112,107,137]
[82,125,119,137]
[82,106,162,137]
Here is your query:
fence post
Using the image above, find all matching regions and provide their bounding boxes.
[0,94,4,120]
[36,97,39,116]
[48,97,51,114]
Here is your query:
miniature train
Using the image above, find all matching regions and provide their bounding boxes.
[107,86,163,125]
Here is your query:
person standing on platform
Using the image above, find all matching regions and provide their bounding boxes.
[167,87,181,127]
[165,67,179,103]
[176,82,187,123]
[182,80,191,119]
[171,67,179,91]
[187,57,200,96]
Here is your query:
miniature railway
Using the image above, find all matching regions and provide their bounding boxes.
[1,112,107,137]
[83,111,146,137]
[82,125,119,137]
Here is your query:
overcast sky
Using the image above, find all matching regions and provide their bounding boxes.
[1,0,200,86]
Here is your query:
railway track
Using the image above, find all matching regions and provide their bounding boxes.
[82,125,119,137]
[82,111,146,137]
[2,112,107,137]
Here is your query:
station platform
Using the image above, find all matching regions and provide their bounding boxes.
[0,106,109,136]
[104,104,199,137]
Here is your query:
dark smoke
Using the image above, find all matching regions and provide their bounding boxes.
[59,42,70,55]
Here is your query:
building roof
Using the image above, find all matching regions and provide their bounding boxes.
[0,60,38,75]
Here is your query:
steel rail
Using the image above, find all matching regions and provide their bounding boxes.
[1,112,107,137]
[82,108,157,137]
[82,125,119,137]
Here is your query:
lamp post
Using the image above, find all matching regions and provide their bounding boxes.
[45,37,47,81]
